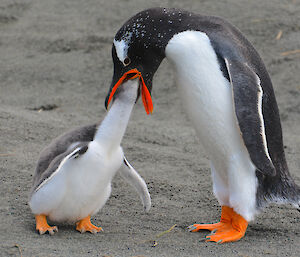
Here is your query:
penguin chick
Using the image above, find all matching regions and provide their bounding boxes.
[29,79,151,235]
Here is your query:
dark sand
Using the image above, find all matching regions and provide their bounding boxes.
[1,0,299,256]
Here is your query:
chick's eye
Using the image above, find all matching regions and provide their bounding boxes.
[123,57,131,66]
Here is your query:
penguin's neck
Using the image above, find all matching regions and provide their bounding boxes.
[94,80,138,151]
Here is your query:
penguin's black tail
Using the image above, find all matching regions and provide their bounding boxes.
[256,161,300,210]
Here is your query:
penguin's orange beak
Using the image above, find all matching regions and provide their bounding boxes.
[106,68,153,115]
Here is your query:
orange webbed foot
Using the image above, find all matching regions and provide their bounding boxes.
[35,214,58,235]
[188,206,233,232]
[206,228,246,243]
[189,206,248,243]
[76,216,103,234]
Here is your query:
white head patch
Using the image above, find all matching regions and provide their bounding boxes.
[113,32,132,63]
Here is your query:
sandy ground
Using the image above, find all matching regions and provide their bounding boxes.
[0,0,300,256]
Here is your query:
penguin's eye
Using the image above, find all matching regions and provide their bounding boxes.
[123,57,131,66]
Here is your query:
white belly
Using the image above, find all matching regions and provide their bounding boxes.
[165,31,258,220]
[30,142,123,222]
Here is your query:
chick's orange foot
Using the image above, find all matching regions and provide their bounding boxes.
[76,215,103,234]
[35,214,58,235]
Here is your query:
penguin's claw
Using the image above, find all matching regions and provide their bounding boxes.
[188,225,197,232]
[76,216,103,234]
[37,225,58,235]
[35,214,58,235]
[39,226,58,235]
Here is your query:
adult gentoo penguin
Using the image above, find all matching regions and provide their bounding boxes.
[29,79,151,235]
[105,8,300,243]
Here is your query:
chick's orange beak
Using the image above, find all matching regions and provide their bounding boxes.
[106,68,153,115]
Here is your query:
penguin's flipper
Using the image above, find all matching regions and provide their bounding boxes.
[224,58,276,176]
[119,157,151,212]
[33,144,89,193]
[34,124,97,185]
[68,144,89,159]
